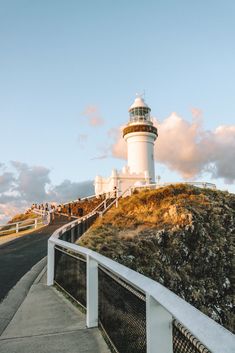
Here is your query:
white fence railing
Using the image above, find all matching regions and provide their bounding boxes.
[47,211,234,353]
[62,194,97,206]
[131,182,216,193]
[0,216,44,236]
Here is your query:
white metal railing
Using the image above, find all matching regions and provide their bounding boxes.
[62,193,98,206]
[47,211,234,353]
[131,181,216,193]
[0,216,44,236]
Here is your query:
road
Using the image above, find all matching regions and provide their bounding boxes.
[0,215,69,302]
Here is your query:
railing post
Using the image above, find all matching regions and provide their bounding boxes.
[34,218,37,229]
[16,222,19,233]
[47,240,55,286]
[146,294,173,353]
[86,255,98,328]
[71,227,75,243]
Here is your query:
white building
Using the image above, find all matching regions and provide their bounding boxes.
[94,96,158,196]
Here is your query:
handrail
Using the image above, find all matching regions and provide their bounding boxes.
[99,186,132,215]
[47,206,234,353]
[62,193,98,206]
[0,216,44,235]
[0,217,41,228]
[131,181,216,191]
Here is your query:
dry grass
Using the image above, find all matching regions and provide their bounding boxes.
[78,184,235,332]
[9,212,38,224]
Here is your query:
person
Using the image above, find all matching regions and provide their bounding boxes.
[78,207,83,217]
[43,211,48,225]
[57,204,62,218]
[68,204,72,221]
[50,204,55,222]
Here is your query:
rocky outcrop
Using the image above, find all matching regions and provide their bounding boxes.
[78,184,235,333]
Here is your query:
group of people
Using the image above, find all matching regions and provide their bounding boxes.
[31,194,102,223]
[31,203,56,212]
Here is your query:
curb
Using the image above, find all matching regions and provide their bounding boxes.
[0,256,47,336]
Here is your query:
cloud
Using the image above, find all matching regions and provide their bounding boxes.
[49,179,94,202]
[110,112,235,183]
[82,105,104,126]
[208,126,235,183]
[0,203,27,224]
[110,127,127,160]
[0,172,15,193]
[191,107,203,119]
[11,161,50,202]
[0,162,94,223]
[90,154,109,160]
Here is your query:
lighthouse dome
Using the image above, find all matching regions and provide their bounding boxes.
[128,96,150,111]
[128,95,152,124]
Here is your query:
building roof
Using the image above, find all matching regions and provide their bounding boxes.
[128,96,150,111]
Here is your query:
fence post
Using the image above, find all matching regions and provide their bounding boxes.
[47,240,55,286]
[86,255,98,328]
[34,218,38,229]
[71,227,75,243]
[16,222,19,233]
[146,294,173,353]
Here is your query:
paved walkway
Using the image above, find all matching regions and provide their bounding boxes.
[0,215,69,302]
[0,270,110,353]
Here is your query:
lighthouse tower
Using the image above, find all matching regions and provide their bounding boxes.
[123,96,158,182]
[94,95,158,196]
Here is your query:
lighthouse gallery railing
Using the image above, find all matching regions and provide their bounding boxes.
[47,211,234,353]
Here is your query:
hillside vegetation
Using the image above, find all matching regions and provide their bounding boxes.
[8,212,38,224]
[78,184,235,332]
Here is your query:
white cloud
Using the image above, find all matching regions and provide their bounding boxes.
[0,162,94,224]
[49,179,94,202]
[82,105,104,126]
[0,172,15,193]
[111,113,235,183]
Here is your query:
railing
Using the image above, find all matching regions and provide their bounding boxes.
[0,216,44,236]
[47,206,234,353]
[131,182,216,193]
[63,194,97,207]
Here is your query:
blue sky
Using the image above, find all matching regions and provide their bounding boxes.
[0,0,235,221]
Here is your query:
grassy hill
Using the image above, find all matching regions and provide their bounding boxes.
[78,184,235,332]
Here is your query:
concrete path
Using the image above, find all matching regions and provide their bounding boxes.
[0,270,110,353]
[0,215,69,302]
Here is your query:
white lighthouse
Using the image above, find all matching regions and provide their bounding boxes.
[123,96,158,182]
[94,95,158,196]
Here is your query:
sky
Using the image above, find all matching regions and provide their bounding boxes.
[0,0,235,222]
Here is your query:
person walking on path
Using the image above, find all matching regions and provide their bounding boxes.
[57,204,62,218]
[50,205,55,223]
[68,204,72,221]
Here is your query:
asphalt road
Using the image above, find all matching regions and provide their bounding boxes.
[0,215,69,302]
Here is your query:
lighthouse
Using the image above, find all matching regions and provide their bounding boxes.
[94,95,158,196]
[123,96,158,182]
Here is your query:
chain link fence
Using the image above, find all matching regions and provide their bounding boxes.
[54,246,87,308]
[173,320,211,353]
[98,266,146,353]
[52,214,214,353]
